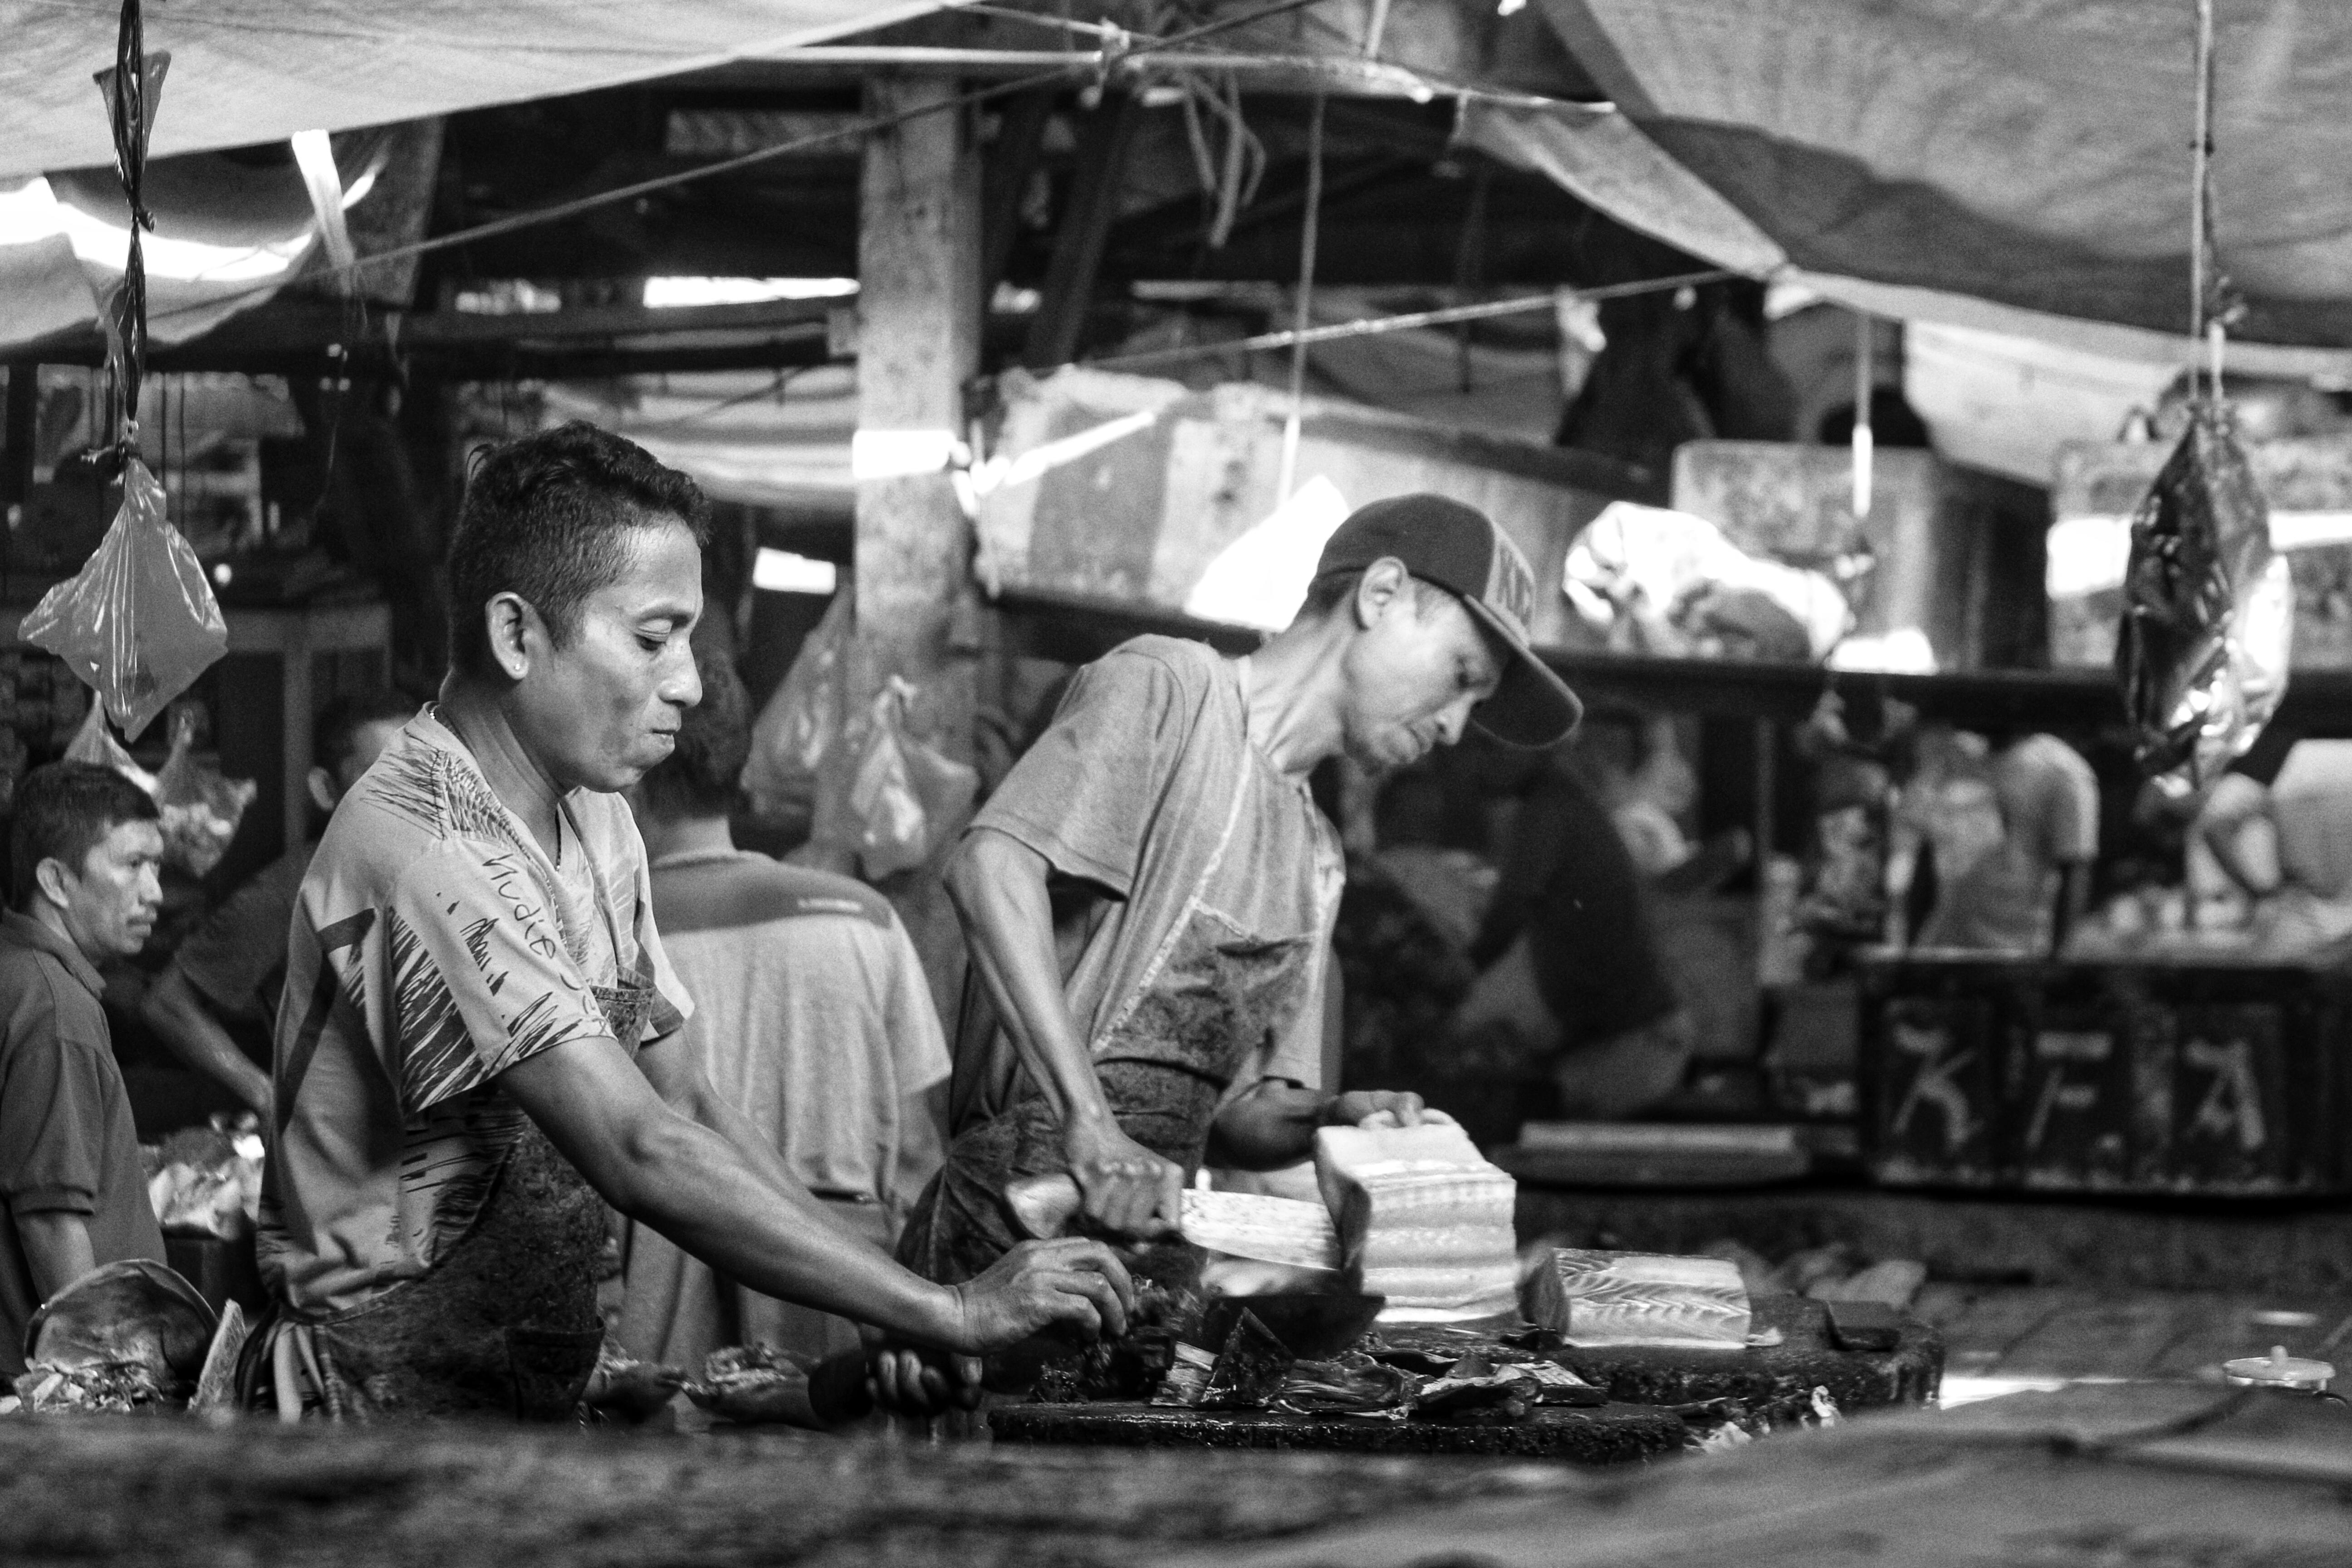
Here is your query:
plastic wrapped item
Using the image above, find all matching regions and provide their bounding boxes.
[141,1112,264,1240]
[845,676,978,881]
[2115,404,2293,794]
[743,591,851,820]
[1564,501,1852,662]
[152,704,255,878]
[63,701,158,795]
[18,457,227,742]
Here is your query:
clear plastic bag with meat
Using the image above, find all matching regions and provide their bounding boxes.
[17,456,227,742]
[2114,403,2292,796]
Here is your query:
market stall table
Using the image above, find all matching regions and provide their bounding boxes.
[989,1398,1688,1460]
[2,1384,2346,1567]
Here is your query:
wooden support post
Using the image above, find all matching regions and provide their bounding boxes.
[855,75,981,752]
[846,74,984,1019]
[1022,92,1141,369]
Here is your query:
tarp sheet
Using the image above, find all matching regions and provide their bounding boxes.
[1470,0,2352,363]
[0,1,947,182]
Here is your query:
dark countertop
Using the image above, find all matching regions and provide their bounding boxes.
[0,1413,1590,1567]
[1550,1295,1943,1413]
[989,1400,1689,1462]
[3,1384,2347,1566]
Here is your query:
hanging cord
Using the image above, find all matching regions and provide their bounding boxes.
[1851,310,1873,520]
[1275,92,1326,502]
[1085,266,1735,374]
[2188,0,2226,399]
[1179,71,1265,251]
[96,0,165,473]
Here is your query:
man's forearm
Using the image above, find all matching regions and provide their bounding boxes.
[14,1209,97,1302]
[1207,1081,1330,1170]
[611,1111,962,1343]
[141,966,272,1116]
[947,832,1116,1132]
[502,1037,968,1348]
[680,1077,885,1249]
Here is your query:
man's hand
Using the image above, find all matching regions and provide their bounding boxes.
[865,1341,982,1416]
[948,1236,1137,1354]
[1327,1090,1430,1128]
[1063,1115,1183,1237]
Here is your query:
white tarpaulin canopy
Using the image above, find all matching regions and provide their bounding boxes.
[0,1,951,182]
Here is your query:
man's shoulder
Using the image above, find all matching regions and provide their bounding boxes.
[654,854,894,937]
[0,939,104,1048]
[340,724,512,851]
[1094,635,1228,696]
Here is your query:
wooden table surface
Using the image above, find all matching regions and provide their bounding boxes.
[2,1383,2345,1566]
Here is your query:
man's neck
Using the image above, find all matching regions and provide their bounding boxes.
[26,901,96,968]
[436,674,568,859]
[637,812,735,864]
[1243,614,1350,777]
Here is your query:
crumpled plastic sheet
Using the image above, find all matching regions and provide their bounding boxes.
[2115,403,2292,797]
[18,456,227,741]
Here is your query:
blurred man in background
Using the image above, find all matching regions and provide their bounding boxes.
[0,763,168,1375]
[142,690,415,1116]
[620,647,951,1370]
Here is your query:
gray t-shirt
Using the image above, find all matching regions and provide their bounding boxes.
[951,635,1340,1130]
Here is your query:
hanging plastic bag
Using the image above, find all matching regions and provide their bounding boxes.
[19,456,228,742]
[2114,403,2292,796]
[152,704,255,879]
[64,700,159,795]
[742,591,852,819]
[846,677,978,881]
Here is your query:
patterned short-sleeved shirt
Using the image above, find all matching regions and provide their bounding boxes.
[259,707,692,1318]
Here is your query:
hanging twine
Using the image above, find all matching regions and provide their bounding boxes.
[2187,0,2226,399]
[94,0,166,468]
[1276,92,1326,503]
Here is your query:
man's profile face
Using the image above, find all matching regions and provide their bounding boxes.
[514,518,705,794]
[53,819,164,960]
[1336,564,1503,771]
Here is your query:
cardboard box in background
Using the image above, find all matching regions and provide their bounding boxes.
[1670,441,2048,673]
[974,367,1652,642]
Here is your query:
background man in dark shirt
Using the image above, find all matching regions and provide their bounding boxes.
[0,762,169,1375]
[142,690,414,1117]
[1460,737,1692,1123]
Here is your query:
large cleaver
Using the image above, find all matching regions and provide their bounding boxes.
[1003,1172,1340,1271]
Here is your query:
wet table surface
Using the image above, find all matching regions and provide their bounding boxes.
[1,1383,2347,1566]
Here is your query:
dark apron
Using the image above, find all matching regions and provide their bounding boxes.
[898,698,1328,1287]
[255,976,656,1422]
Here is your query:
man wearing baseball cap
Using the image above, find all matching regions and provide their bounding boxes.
[900,493,1580,1292]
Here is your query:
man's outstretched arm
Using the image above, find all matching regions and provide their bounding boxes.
[498,1034,1132,1354]
[946,828,1183,1238]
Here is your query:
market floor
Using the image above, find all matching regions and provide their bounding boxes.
[1916,1281,2352,1401]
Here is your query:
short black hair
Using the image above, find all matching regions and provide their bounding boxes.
[1296,568,1449,621]
[638,643,750,820]
[11,761,159,910]
[445,421,711,676]
[314,688,417,777]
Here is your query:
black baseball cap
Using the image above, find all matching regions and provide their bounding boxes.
[1310,493,1583,747]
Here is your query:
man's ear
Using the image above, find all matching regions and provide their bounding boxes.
[306,765,339,816]
[483,592,538,681]
[32,854,74,912]
[1352,557,1411,628]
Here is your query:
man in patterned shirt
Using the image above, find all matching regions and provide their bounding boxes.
[255,423,1127,1421]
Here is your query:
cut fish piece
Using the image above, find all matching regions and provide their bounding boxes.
[1314,1121,1519,1320]
[1523,1249,1751,1350]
